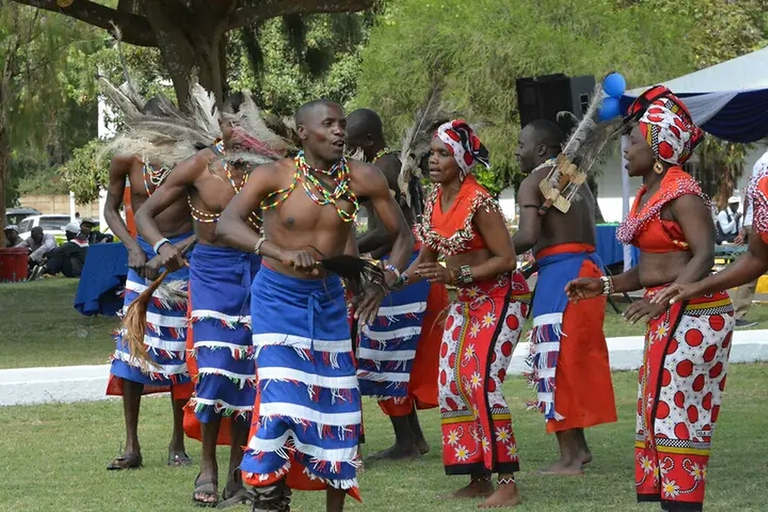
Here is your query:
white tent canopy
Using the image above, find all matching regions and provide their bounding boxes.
[626,46,768,96]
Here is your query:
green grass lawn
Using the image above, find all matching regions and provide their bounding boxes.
[0,279,115,369]
[0,364,766,511]
[3,279,768,369]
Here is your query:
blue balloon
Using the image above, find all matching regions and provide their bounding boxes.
[599,97,621,121]
[603,72,626,98]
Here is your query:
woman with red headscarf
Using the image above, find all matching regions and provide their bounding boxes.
[396,120,530,508]
[566,86,734,512]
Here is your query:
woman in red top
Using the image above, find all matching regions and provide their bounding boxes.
[398,120,530,508]
[653,159,768,305]
[566,86,734,512]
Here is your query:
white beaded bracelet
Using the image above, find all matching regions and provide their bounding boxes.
[153,238,171,254]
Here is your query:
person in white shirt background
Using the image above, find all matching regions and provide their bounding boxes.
[716,196,742,244]
[19,226,57,266]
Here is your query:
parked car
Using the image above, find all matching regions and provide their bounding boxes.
[5,207,41,227]
[17,214,72,244]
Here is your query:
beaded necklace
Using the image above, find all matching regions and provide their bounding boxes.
[532,157,557,174]
[260,151,359,223]
[142,159,172,197]
[372,148,393,164]
[187,139,255,225]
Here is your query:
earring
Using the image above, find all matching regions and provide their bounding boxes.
[653,160,664,175]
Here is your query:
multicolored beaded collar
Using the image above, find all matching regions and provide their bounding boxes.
[260,151,359,223]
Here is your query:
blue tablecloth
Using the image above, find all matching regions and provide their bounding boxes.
[595,224,639,268]
[74,243,128,316]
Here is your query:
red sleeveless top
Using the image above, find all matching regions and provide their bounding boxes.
[616,167,708,253]
[417,175,498,256]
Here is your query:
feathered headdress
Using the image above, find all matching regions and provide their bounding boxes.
[398,78,456,205]
[99,78,218,165]
[100,76,293,168]
[538,83,623,215]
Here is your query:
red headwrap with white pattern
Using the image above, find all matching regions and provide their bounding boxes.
[627,85,704,166]
[435,120,491,179]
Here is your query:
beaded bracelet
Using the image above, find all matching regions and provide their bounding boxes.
[384,264,401,279]
[600,275,614,295]
[254,236,266,255]
[153,238,171,254]
[391,272,410,291]
[454,265,473,284]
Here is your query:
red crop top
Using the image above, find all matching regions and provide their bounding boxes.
[747,170,768,244]
[417,175,498,256]
[616,167,707,253]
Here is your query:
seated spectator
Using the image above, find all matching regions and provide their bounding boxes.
[19,227,57,268]
[28,223,89,280]
[80,218,113,244]
[716,196,742,244]
[4,225,22,247]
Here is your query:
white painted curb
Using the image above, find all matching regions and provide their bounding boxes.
[2,331,767,407]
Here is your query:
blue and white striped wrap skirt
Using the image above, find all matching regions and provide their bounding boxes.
[242,265,361,490]
[188,243,260,423]
[356,250,430,400]
[109,232,192,386]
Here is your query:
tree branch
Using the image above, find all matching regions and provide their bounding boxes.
[226,0,374,30]
[116,0,142,15]
[10,0,157,47]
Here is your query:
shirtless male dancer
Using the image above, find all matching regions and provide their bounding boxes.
[217,99,414,512]
[104,97,195,471]
[513,120,617,475]
[135,103,277,506]
[346,108,447,460]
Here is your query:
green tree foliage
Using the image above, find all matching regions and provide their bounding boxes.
[354,0,767,194]
[60,139,107,204]
[59,11,374,202]
[0,2,106,239]
[12,0,375,110]
[228,12,375,116]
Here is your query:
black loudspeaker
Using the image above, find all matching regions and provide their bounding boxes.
[515,74,596,127]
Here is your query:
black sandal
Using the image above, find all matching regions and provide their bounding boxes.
[168,451,193,467]
[106,453,143,471]
[216,469,248,508]
[193,474,219,508]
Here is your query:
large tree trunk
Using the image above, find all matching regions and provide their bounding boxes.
[142,1,233,110]
[13,0,374,111]
[0,128,7,246]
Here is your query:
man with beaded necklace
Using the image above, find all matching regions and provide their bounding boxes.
[513,119,617,476]
[345,108,449,462]
[135,95,288,507]
[217,99,413,512]
[104,96,196,472]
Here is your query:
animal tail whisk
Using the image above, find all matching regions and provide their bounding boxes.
[121,239,197,367]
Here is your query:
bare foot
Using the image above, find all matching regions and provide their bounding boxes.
[479,483,521,509]
[367,444,421,461]
[439,480,494,499]
[416,438,430,455]
[580,449,593,465]
[538,459,583,476]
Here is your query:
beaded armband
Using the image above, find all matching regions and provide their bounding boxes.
[600,275,614,295]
